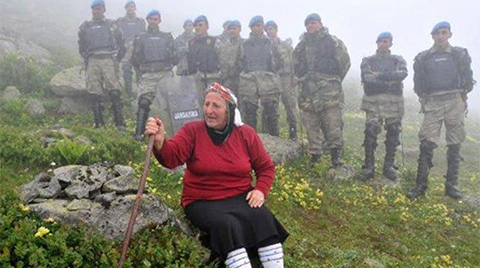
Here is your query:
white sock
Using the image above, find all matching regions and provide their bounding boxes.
[225,247,252,268]
[258,243,284,268]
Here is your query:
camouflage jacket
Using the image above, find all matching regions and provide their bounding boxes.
[271,37,294,77]
[217,36,243,79]
[174,31,195,75]
[360,50,408,96]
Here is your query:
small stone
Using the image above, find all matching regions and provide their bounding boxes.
[364,258,386,268]
[67,199,92,211]
[26,98,45,115]
[1,86,21,102]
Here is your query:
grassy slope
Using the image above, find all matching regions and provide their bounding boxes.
[1,88,479,267]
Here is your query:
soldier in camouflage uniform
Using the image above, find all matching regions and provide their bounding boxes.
[187,15,222,102]
[238,16,283,136]
[131,10,178,140]
[407,22,474,200]
[174,19,194,76]
[360,32,408,181]
[217,20,232,44]
[78,0,126,131]
[116,0,146,97]
[293,13,350,167]
[217,20,243,97]
[265,20,298,140]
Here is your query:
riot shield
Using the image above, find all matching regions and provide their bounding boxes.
[156,76,203,135]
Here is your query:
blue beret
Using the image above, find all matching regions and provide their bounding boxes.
[265,20,278,29]
[194,15,208,25]
[304,13,321,25]
[146,9,160,19]
[249,15,264,27]
[91,0,105,8]
[431,21,451,34]
[227,20,241,29]
[124,0,135,7]
[376,32,393,43]
[183,19,193,28]
[223,20,232,28]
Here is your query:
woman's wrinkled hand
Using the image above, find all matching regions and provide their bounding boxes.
[145,117,166,151]
[246,189,265,208]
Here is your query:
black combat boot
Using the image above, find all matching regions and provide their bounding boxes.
[309,154,321,168]
[406,140,435,199]
[109,89,126,132]
[242,102,258,130]
[384,123,401,181]
[445,144,462,199]
[361,121,379,180]
[123,71,134,98]
[289,124,298,140]
[134,97,151,141]
[92,99,105,128]
[262,101,280,136]
[331,147,343,168]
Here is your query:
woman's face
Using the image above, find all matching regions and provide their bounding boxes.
[204,92,228,130]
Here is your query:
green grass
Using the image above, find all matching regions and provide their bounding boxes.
[1,89,479,267]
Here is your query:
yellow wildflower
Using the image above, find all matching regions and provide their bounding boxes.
[19,204,30,212]
[45,217,56,223]
[35,226,50,238]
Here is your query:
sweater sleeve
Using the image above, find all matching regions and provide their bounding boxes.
[243,128,276,197]
[154,123,196,169]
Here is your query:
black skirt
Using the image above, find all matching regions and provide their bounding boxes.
[184,191,289,260]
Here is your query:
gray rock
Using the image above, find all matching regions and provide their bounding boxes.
[53,165,84,185]
[94,192,116,208]
[64,166,107,199]
[102,173,139,194]
[113,165,134,176]
[19,173,61,203]
[50,66,88,97]
[1,86,21,102]
[364,258,386,268]
[58,96,92,114]
[26,98,45,115]
[74,135,93,145]
[463,194,480,212]
[258,134,302,164]
[67,199,93,211]
[0,28,52,60]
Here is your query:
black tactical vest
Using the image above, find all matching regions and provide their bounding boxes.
[363,55,403,95]
[85,20,117,53]
[142,32,171,64]
[243,37,273,72]
[304,33,338,74]
[188,36,219,74]
[423,51,459,93]
[118,18,145,42]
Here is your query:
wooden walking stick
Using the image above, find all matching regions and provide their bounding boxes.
[118,135,156,268]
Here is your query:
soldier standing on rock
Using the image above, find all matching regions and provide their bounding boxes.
[174,19,194,76]
[238,15,283,136]
[116,0,146,98]
[217,20,243,97]
[265,20,298,140]
[78,0,126,131]
[293,13,350,168]
[360,32,408,181]
[407,22,474,200]
[131,10,177,141]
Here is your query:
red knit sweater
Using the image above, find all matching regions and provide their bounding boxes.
[154,121,275,208]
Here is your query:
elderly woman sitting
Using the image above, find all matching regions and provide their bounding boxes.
[145,83,288,268]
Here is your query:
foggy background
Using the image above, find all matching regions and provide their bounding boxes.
[1,0,479,114]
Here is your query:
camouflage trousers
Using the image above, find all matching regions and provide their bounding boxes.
[86,55,121,97]
[418,92,466,146]
[302,106,343,155]
[279,74,298,127]
[121,45,134,82]
[222,75,240,98]
[137,71,174,103]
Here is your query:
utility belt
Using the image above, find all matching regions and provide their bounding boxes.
[425,91,463,102]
